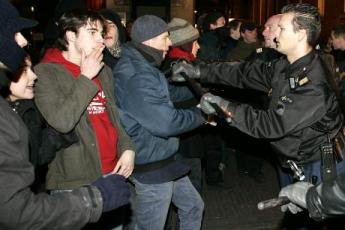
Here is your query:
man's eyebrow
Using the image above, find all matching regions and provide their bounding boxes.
[86,28,98,31]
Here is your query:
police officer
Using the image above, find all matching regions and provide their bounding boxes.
[247,14,283,62]
[172,3,345,189]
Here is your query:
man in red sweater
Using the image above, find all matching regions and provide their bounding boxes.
[0,1,130,229]
[34,9,135,228]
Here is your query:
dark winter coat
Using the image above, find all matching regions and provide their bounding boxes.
[0,95,103,229]
[114,43,203,174]
[9,99,78,167]
[198,31,222,62]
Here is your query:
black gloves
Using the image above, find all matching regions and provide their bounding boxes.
[200,93,235,121]
[92,174,130,212]
[200,93,229,115]
[278,182,313,214]
[171,62,200,82]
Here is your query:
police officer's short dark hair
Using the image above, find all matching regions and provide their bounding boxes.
[281,3,321,46]
[332,24,345,38]
[55,9,105,51]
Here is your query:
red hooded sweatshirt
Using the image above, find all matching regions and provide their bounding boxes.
[41,48,118,174]
[168,47,196,61]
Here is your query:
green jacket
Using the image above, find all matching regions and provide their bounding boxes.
[34,63,134,190]
[227,39,261,61]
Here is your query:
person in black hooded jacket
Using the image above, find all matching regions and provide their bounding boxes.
[1,55,78,192]
[99,9,128,69]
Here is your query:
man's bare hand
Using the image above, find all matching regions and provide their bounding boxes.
[80,45,105,80]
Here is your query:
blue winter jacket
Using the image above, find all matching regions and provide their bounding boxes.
[114,43,204,165]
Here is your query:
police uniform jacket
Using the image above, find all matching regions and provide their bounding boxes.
[199,51,343,165]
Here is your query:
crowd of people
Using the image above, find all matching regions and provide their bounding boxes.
[1,0,345,229]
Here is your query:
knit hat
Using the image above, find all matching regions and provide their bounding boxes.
[168,18,199,47]
[131,15,168,43]
[0,0,37,73]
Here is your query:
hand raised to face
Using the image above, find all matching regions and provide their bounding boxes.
[80,44,105,80]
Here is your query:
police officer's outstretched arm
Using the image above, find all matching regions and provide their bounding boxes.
[172,59,274,93]
[202,75,327,140]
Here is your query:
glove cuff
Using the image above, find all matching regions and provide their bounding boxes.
[195,65,201,78]
[88,186,103,222]
[72,186,103,223]
[198,64,208,81]
[223,102,236,118]
[306,185,325,221]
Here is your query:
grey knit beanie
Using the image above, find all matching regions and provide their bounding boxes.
[168,18,199,47]
[131,15,168,43]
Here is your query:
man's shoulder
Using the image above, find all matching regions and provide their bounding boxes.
[34,62,65,73]
[252,48,283,62]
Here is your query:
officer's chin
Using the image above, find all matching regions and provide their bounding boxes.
[276,45,283,53]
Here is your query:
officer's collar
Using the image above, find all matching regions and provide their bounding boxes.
[286,50,315,74]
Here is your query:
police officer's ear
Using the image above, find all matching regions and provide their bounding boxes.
[297,28,307,42]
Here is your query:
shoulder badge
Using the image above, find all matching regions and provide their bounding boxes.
[280,95,293,103]
[298,77,309,86]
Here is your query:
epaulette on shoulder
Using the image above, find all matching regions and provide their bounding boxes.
[256,48,263,54]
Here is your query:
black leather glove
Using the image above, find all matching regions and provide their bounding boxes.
[200,93,232,115]
[278,182,313,214]
[92,174,130,212]
[171,62,200,82]
[200,94,217,115]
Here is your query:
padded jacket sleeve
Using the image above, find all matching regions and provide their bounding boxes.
[199,60,274,93]
[306,172,345,221]
[122,71,203,137]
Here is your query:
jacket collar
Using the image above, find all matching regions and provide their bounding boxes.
[8,99,34,116]
[286,50,315,74]
[129,41,164,67]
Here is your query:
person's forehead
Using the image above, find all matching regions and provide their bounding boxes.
[161,31,169,36]
[265,17,280,27]
[280,13,293,25]
[84,20,103,29]
[105,19,116,25]
[245,29,256,33]
[216,17,225,23]
[154,31,169,39]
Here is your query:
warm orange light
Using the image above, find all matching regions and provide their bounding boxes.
[86,0,104,10]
